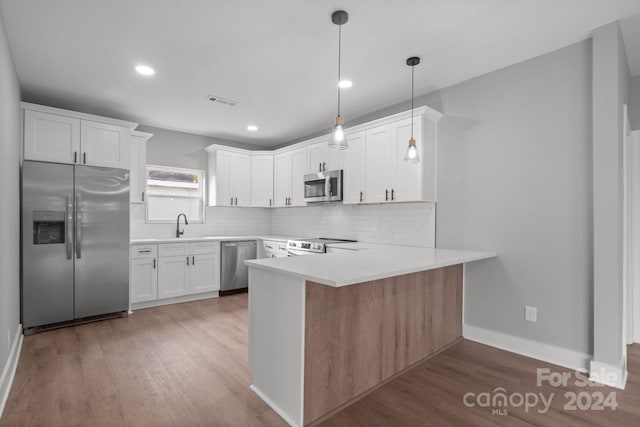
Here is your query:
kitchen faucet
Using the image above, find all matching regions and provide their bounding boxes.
[176,213,188,238]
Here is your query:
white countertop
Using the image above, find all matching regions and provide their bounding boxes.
[245,244,496,287]
[130,235,297,245]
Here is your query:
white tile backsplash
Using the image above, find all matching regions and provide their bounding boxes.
[130,204,272,239]
[271,203,436,247]
[130,202,435,247]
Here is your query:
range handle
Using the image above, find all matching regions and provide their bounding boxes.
[75,192,82,259]
[66,194,73,260]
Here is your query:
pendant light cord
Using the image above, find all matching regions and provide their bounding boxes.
[337,24,342,117]
[411,63,414,140]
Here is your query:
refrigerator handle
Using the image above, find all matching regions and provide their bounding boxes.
[75,192,82,259]
[66,195,73,260]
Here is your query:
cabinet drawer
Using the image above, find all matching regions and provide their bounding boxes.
[190,241,220,255]
[158,243,190,257]
[262,240,278,251]
[276,242,288,256]
[131,244,157,259]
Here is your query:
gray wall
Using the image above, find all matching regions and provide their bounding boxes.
[136,125,261,172]
[592,22,629,367]
[321,41,595,356]
[630,74,640,130]
[0,6,21,384]
[434,40,594,355]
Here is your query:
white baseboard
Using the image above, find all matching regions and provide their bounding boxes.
[464,324,592,373]
[250,384,298,427]
[589,358,628,389]
[0,324,23,419]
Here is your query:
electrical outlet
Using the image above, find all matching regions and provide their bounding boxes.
[525,305,537,322]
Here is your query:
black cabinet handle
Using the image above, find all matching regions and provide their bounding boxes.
[192,256,195,265]
[235,197,238,205]
[360,191,363,202]
[142,192,145,202]
[153,259,156,269]
[385,189,389,201]
[323,162,326,171]
[269,198,272,207]
[83,152,87,164]
[186,256,190,266]
[391,189,395,200]
[319,162,322,172]
[74,151,77,163]
[230,197,233,205]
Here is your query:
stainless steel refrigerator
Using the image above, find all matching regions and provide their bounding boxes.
[21,160,129,331]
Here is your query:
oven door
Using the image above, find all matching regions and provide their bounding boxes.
[287,248,320,257]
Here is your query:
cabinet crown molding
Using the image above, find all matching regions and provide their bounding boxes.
[131,130,154,139]
[206,105,442,156]
[20,102,139,130]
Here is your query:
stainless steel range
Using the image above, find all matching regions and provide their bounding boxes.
[286,238,357,256]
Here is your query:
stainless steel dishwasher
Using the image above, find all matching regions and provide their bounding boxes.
[220,240,257,295]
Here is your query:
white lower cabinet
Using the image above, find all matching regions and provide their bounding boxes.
[130,258,158,303]
[190,253,220,293]
[130,241,220,307]
[261,240,288,258]
[157,255,191,299]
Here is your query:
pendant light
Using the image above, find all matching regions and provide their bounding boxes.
[404,56,420,163]
[329,10,349,150]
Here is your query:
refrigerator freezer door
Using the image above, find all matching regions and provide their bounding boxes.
[73,165,129,318]
[22,161,75,328]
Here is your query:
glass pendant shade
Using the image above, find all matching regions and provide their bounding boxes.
[329,116,348,149]
[404,138,420,163]
[330,10,349,150]
[404,56,421,164]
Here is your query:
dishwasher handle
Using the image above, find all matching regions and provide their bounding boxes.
[221,241,257,247]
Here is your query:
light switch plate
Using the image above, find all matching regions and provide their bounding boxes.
[525,305,537,322]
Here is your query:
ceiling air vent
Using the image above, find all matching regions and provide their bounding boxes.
[206,95,238,107]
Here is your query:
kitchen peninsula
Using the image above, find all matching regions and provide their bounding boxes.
[245,245,495,426]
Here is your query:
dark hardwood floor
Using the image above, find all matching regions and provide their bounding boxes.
[2,293,640,426]
[0,294,286,427]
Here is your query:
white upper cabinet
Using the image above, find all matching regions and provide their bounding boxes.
[308,141,327,173]
[274,152,292,207]
[251,154,274,207]
[343,107,441,204]
[343,130,366,204]
[24,110,80,164]
[129,131,153,204]
[307,139,344,174]
[390,117,423,202]
[364,124,393,203]
[204,105,441,208]
[81,120,130,168]
[231,153,251,206]
[290,148,307,206]
[273,148,306,207]
[22,103,137,169]
[207,147,251,207]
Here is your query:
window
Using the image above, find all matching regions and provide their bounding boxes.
[145,165,205,223]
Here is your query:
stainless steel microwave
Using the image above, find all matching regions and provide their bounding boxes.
[304,170,343,203]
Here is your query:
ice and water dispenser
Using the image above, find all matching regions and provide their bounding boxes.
[33,211,65,245]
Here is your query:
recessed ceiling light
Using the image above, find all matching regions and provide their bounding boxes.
[135,65,155,76]
[338,80,352,88]
[247,125,258,132]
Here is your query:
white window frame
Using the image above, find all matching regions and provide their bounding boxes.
[145,164,206,224]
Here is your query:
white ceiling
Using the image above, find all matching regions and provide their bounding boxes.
[2,0,640,147]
